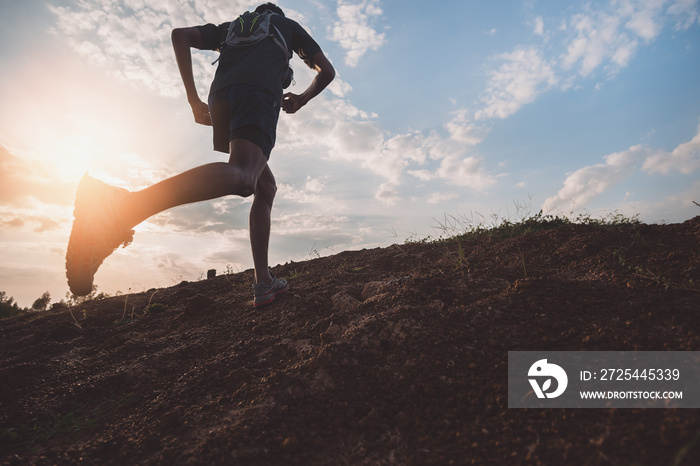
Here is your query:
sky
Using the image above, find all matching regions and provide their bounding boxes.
[1,0,699,307]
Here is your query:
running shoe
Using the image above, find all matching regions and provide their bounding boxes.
[66,174,134,296]
[253,273,289,308]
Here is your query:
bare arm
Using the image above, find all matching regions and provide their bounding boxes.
[172,27,211,125]
[281,52,335,114]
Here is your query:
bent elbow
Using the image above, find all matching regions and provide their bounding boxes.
[322,66,336,86]
[326,67,336,83]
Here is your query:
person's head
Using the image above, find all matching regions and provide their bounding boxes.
[255,3,285,16]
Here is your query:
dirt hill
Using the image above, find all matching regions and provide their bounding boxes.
[1,216,699,465]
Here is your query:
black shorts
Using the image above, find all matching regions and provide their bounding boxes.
[208,84,280,159]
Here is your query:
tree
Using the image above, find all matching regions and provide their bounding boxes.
[0,291,25,319]
[32,291,51,311]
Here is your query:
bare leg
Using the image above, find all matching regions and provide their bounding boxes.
[250,165,276,284]
[67,139,274,298]
[122,139,268,228]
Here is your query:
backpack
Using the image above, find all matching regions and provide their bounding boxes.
[220,10,294,88]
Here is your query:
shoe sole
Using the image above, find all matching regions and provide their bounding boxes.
[66,175,98,296]
[254,285,289,308]
[65,174,133,296]
[66,228,95,296]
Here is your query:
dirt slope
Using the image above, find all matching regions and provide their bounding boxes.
[1,217,699,465]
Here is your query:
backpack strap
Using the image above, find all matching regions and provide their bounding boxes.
[212,12,292,65]
[270,24,291,60]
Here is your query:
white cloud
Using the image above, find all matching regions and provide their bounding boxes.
[626,180,700,222]
[544,126,700,213]
[667,0,700,30]
[427,192,459,204]
[561,12,639,77]
[273,212,350,236]
[329,0,386,67]
[49,0,249,97]
[475,47,558,120]
[543,145,659,212]
[153,251,199,277]
[327,75,354,98]
[642,125,700,174]
[436,154,496,190]
[374,182,400,205]
[277,176,341,209]
[559,0,689,78]
[407,169,434,182]
[625,0,667,40]
[534,16,545,36]
[446,109,489,145]
[474,0,699,121]
[304,176,326,193]
[279,92,498,205]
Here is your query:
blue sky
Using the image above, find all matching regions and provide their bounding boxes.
[1,0,699,307]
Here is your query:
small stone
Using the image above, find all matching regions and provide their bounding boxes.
[281,436,299,451]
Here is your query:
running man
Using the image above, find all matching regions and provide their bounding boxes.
[65,3,335,307]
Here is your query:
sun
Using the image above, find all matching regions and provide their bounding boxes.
[53,125,103,180]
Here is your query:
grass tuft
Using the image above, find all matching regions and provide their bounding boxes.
[429,202,641,244]
[421,202,643,273]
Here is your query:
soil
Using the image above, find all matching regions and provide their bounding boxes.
[1,217,699,465]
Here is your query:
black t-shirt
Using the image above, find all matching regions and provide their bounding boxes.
[197,14,322,104]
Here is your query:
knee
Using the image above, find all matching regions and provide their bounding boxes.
[238,183,256,198]
[231,171,258,198]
